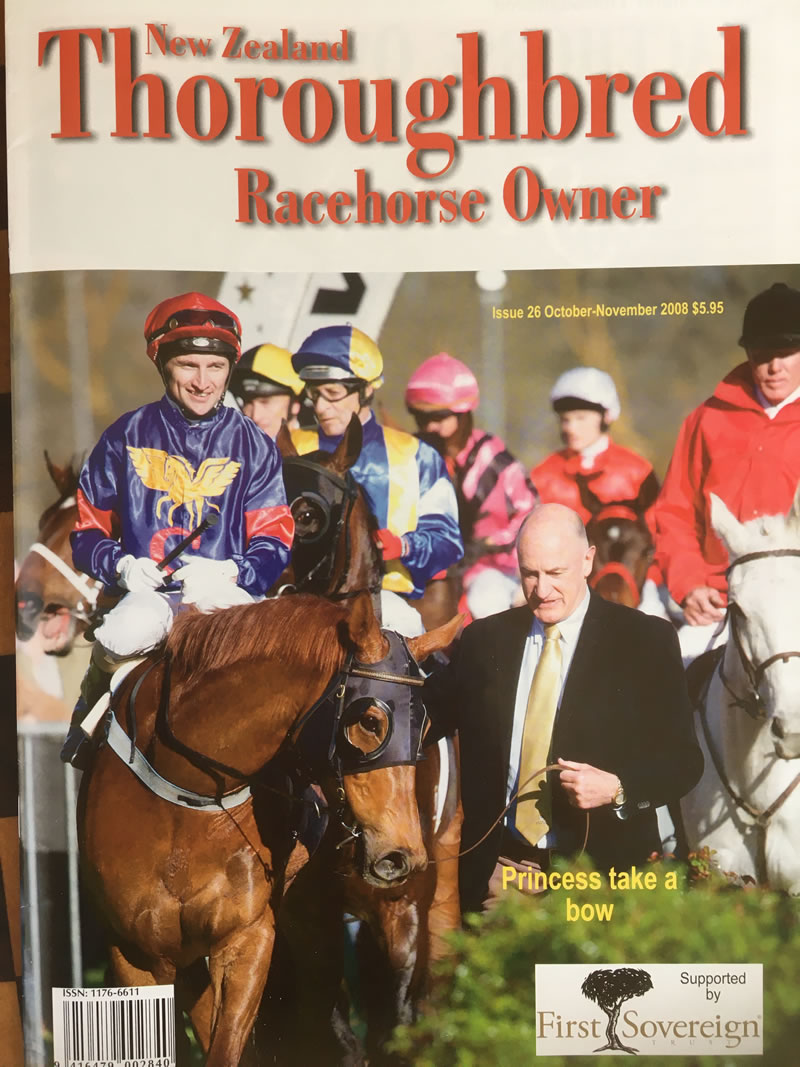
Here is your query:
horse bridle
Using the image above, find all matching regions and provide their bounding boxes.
[25,540,102,625]
[281,455,383,600]
[719,548,800,722]
[121,630,427,847]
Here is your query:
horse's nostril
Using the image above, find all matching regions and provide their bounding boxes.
[371,850,411,883]
[771,718,786,740]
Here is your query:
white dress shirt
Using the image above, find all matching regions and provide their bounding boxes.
[506,586,591,845]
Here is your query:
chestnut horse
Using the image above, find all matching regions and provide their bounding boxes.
[79,592,455,1067]
[575,474,653,609]
[275,418,463,1064]
[16,454,104,653]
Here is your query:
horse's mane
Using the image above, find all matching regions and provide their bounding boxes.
[166,595,348,680]
[734,510,800,549]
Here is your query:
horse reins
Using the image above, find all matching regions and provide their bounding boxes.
[694,547,800,883]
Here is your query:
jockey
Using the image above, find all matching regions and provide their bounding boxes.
[229,342,304,438]
[655,281,800,663]
[405,352,538,618]
[290,325,463,636]
[60,292,294,767]
[530,366,665,617]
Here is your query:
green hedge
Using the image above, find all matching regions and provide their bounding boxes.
[391,855,799,1066]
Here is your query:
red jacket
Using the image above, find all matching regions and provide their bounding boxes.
[532,440,661,584]
[655,363,800,605]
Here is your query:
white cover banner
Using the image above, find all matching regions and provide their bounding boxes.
[6,0,800,273]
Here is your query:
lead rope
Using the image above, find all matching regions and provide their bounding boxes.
[427,761,591,865]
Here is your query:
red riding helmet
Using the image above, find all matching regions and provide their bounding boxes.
[144,292,242,365]
[405,353,480,413]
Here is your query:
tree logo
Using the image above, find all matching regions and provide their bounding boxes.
[581,967,654,1054]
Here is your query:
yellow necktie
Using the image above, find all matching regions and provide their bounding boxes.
[516,624,562,845]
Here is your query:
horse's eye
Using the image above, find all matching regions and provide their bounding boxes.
[345,703,390,755]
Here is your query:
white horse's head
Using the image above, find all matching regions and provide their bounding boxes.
[711,486,800,758]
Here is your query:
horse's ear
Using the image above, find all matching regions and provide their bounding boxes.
[44,450,78,497]
[407,614,465,662]
[787,480,800,530]
[346,590,388,662]
[710,493,745,558]
[330,414,363,475]
[276,422,298,458]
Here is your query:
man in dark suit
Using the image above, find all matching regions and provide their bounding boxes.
[426,503,703,914]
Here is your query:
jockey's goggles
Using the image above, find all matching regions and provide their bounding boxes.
[408,406,456,426]
[148,308,242,343]
[305,382,362,405]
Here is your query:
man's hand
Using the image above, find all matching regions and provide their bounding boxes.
[556,759,620,810]
[682,585,726,626]
[116,555,163,593]
[173,558,251,612]
[373,528,405,561]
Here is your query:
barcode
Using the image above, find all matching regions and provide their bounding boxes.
[52,986,176,1067]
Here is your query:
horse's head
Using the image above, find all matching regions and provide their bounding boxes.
[15,453,95,652]
[276,415,383,599]
[328,593,462,887]
[712,490,800,758]
[576,475,653,608]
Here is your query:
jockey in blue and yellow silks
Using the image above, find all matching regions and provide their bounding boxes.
[61,292,294,768]
[291,324,463,635]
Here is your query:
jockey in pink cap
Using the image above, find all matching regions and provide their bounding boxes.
[406,352,538,619]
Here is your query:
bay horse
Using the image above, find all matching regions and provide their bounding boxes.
[79,592,457,1066]
[681,491,800,893]
[15,453,104,653]
[274,417,463,1063]
[575,474,653,608]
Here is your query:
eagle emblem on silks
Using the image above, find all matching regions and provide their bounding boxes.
[127,447,242,526]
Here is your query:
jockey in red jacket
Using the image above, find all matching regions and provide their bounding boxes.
[61,292,294,767]
[655,282,800,661]
[530,367,666,618]
[405,352,538,619]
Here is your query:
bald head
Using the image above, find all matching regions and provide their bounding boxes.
[517,504,595,623]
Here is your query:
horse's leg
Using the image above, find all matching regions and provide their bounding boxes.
[175,959,213,1054]
[107,945,196,1066]
[205,920,276,1067]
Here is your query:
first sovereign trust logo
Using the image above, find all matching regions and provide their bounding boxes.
[581,967,653,1054]
[535,964,763,1056]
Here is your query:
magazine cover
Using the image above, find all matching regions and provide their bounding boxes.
[7,2,800,1064]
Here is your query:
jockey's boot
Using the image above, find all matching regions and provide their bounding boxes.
[60,659,111,770]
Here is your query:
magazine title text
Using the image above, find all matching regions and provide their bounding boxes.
[37,24,746,227]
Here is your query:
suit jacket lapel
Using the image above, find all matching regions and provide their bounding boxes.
[556,592,605,738]
[494,606,532,769]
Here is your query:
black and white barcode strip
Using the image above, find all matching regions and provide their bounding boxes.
[53,986,176,1066]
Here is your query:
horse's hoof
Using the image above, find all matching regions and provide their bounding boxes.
[60,726,91,770]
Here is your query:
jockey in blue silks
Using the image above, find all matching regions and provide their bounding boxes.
[290,324,463,636]
[60,291,294,767]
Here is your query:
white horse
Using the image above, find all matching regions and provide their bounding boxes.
[681,490,800,893]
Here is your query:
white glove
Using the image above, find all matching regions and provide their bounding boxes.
[172,558,250,613]
[116,554,164,593]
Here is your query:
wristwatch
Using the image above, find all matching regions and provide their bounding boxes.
[612,777,628,819]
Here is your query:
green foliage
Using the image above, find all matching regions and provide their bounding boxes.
[391,854,799,1066]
